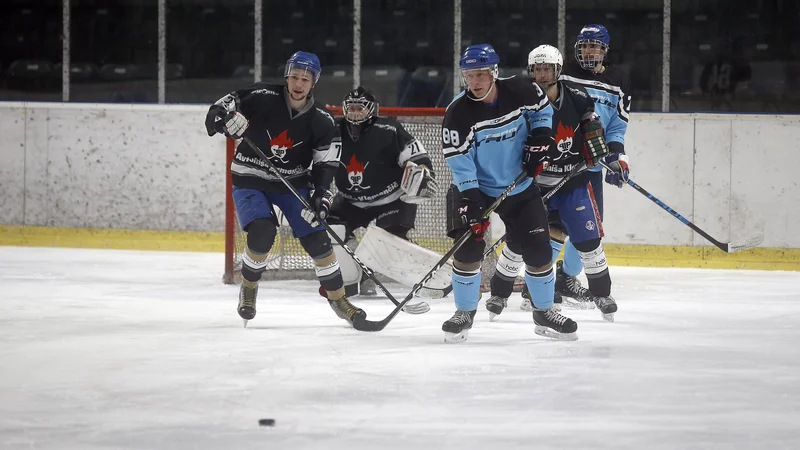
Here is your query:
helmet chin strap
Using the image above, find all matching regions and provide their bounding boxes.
[468,81,495,102]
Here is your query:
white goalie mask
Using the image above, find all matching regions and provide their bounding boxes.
[527,45,563,89]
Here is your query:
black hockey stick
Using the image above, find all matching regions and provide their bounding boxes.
[600,161,764,253]
[240,136,430,315]
[432,161,588,295]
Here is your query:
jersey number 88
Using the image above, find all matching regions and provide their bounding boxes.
[442,128,460,146]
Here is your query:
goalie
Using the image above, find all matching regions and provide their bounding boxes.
[325,87,439,296]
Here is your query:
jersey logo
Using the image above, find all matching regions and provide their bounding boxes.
[345,155,370,191]
[553,122,576,160]
[267,130,302,164]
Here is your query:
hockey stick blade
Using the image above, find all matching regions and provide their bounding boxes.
[600,161,765,254]
[401,301,431,314]
[725,232,764,253]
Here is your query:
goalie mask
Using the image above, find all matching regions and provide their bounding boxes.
[343,86,379,141]
[528,45,563,89]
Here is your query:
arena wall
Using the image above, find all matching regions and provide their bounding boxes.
[1,102,797,269]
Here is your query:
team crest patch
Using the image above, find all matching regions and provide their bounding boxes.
[345,155,370,190]
[554,122,576,160]
[585,220,595,231]
[267,130,302,163]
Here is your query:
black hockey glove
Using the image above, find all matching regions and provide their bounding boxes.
[580,116,609,168]
[301,189,334,227]
[204,105,226,136]
[523,133,553,178]
[457,188,489,240]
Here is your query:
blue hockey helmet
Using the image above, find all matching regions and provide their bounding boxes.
[574,24,610,70]
[284,51,322,84]
[459,44,500,71]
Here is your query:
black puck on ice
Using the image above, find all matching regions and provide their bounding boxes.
[259,418,276,427]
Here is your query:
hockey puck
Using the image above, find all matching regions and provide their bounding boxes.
[258,418,276,427]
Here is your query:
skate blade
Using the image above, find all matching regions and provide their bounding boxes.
[242,319,249,328]
[444,329,469,343]
[601,312,615,323]
[519,300,533,312]
[402,302,431,315]
[562,298,596,310]
[488,311,499,322]
[534,326,578,341]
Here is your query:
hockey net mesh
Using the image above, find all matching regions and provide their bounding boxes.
[223,107,499,285]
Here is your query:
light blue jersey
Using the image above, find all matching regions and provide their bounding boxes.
[442,76,553,197]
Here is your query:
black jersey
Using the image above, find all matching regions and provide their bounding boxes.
[335,117,432,208]
[213,83,341,193]
[560,61,630,153]
[535,81,596,193]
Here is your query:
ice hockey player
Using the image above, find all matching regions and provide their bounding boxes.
[484,45,618,322]
[326,86,438,296]
[441,43,597,343]
[545,24,631,307]
[204,51,365,327]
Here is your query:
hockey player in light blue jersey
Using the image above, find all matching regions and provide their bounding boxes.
[439,44,593,343]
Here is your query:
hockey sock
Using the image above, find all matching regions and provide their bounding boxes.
[562,239,583,277]
[550,238,564,264]
[524,266,555,310]
[490,246,523,298]
[242,247,267,283]
[576,242,611,297]
[452,266,481,312]
[314,252,345,300]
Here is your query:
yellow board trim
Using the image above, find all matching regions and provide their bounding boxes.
[1,225,798,271]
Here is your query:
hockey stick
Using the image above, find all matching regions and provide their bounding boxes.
[240,136,430,315]
[350,171,529,332]
[432,161,588,295]
[600,161,764,253]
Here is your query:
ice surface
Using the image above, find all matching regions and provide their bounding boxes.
[1,246,799,450]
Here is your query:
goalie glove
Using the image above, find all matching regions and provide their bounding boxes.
[580,115,609,168]
[400,161,438,204]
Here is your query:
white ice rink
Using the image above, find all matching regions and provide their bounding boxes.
[1,246,799,450]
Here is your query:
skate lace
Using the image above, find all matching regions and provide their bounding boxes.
[240,287,256,308]
[545,308,569,326]
[336,298,359,317]
[450,310,472,325]
[565,276,589,297]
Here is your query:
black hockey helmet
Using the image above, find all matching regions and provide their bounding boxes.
[342,86,379,141]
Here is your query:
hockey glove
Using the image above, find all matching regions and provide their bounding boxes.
[522,133,553,178]
[400,161,438,204]
[204,105,226,136]
[301,189,334,227]
[457,188,489,240]
[604,152,630,188]
[580,117,609,167]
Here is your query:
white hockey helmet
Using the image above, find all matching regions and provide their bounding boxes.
[527,45,563,88]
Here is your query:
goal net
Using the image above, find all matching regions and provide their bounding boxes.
[223,107,499,287]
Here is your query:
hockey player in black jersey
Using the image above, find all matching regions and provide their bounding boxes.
[440,44,604,343]
[485,45,618,322]
[325,86,438,296]
[549,24,632,307]
[204,51,364,327]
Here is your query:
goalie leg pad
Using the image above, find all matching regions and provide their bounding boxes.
[328,224,362,287]
[355,225,455,290]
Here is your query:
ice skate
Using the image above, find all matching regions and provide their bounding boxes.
[532,306,578,341]
[442,309,476,343]
[359,277,377,296]
[554,260,595,310]
[327,296,366,326]
[591,295,618,322]
[521,285,562,312]
[485,295,508,321]
[238,283,258,327]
